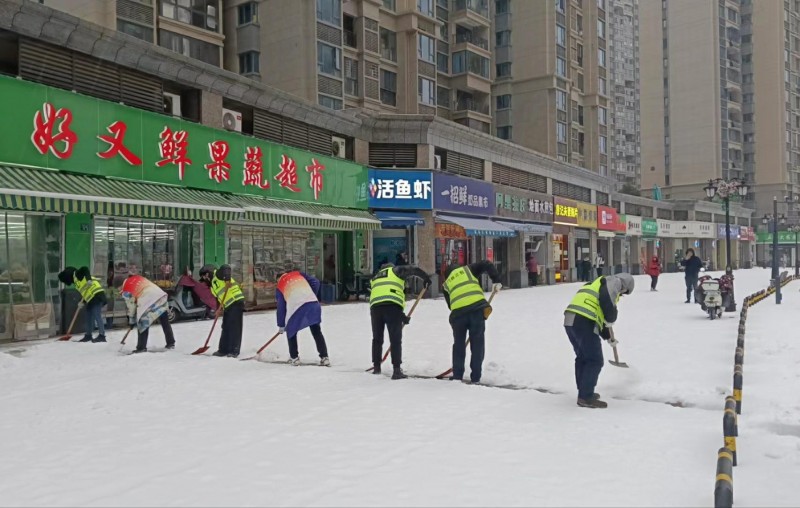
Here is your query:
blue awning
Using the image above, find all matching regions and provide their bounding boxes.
[437,214,517,237]
[374,210,425,228]
[495,220,553,234]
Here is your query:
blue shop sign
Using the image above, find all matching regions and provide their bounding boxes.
[433,173,495,214]
[717,224,741,239]
[367,169,433,209]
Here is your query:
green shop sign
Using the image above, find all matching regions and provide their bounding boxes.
[756,231,800,244]
[642,218,658,237]
[0,75,368,209]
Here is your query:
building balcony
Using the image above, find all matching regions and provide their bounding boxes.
[453,97,490,115]
[452,0,490,28]
[453,32,489,51]
[450,72,492,94]
[344,30,357,49]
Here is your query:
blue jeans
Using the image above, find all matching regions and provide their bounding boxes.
[83,300,106,340]
[565,325,604,400]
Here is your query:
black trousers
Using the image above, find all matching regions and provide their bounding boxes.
[288,323,328,359]
[565,325,604,400]
[218,300,244,355]
[528,272,538,286]
[685,276,698,302]
[650,275,659,290]
[370,304,404,367]
[450,309,486,382]
[136,311,176,350]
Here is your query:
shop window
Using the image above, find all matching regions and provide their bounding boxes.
[0,213,62,341]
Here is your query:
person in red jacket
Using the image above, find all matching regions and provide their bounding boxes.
[648,255,661,291]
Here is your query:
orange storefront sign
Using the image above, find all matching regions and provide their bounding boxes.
[436,223,467,239]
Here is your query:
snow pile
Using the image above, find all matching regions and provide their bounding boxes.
[0,351,22,369]
[0,269,797,507]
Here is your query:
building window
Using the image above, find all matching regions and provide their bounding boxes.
[578,105,584,125]
[159,29,220,66]
[380,69,397,106]
[577,14,583,32]
[556,24,566,47]
[117,19,153,42]
[419,77,435,105]
[599,135,607,154]
[344,57,358,96]
[316,0,341,26]
[453,51,490,78]
[577,72,584,91]
[597,0,605,10]
[496,0,510,14]
[418,0,434,17]
[160,0,219,32]
[556,57,567,77]
[597,19,606,39]
[727,7,737,22]
[598,48,606,67]
[600,164,607,177]
[437,52,449,73]
[577,43,584,66]
[437,86,450,108]
[496,30,511,47]
[557,122,567,143]
[496,94,512,109]
[380,28,397,61]
[383,0,396,10]
[599,106,607,126]
[237,2,258,25]
[317,42,342,77]
[318,95,343,110]
[556,0,565,13]
[238,51,260,75]
[418,33,435,63]
[556,89,567,111]
[497,126,512,140]
[496,62,512,77]
[598,77,607,95]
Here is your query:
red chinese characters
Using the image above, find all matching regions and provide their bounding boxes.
[156,127,192,180]
[275,154,300,192]
[242,146,270,189]
[306,158,325,201]
[204,140,231,184]
[97,121,142,165]
[31,102,78,159]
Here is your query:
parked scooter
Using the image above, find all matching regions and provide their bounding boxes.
[166,271,218,323]
[695,271,735,320]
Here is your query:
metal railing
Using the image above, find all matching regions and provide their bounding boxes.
[344,30,357,48]
[454,97,489,114]
[454,0,489,18]
[454,32,489,50]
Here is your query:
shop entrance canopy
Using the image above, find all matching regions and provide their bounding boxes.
[437,214,516,237]
[374,211,425,228]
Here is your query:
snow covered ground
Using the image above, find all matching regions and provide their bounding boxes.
[1,269,798,507]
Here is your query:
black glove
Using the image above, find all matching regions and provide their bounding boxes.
[600,326,611,340]
[402,314,411,325]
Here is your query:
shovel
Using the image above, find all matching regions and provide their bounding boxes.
[117,328,134,352]
[192,285,229,355]
[56,304,83,341]
[607,328,629,368]
[366,284,428,372]
[240,331,282,361]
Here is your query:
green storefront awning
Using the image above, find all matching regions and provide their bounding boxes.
[232,194,381,231]
[0,165,242,222]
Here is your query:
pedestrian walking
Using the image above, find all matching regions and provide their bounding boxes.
[121,271,175,353]
[680,249,703,303]
[595,253,605,277]
[276,270,330,366]
[648,255,661,291]
[526,255,539,287]
[199,264,245,358]
[369,263,431,379]
[442,260,502,384]
[564,273,635,408]
[58,266,107,343]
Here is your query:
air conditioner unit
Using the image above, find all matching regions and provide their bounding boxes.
[163,92,182,117]
[331,136,346,158]
[434,154,442,169]
[222,108,243,132]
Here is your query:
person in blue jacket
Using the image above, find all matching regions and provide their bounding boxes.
[680,248,704,303]
[276,270,330,366]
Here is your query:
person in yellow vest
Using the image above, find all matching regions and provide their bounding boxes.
[58,266,108,343]
[442,260,501,384]
[199,264,245,358]
[564,273,635,408]
[369,264,431,379]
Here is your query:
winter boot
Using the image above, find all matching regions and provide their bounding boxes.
[577,397,608,408]
[212,351,227,357]
[592,393,601,400]
[320,357,331,367]
[391,367,408,380]
[79,335,93,343]
[131,348,147,354]
[92,335,107,343]
[226,353,239,358]
[449,375,463,381]
[372,363,381,374]
[165,343,175,350]
[288,357,300,366]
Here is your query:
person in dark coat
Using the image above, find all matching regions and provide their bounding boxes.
[369,264,431,379]
[680,248,704,303]
[200,264,245,358]
[58,266,108,343]
[442,260,501,384]
[564,273,635,408]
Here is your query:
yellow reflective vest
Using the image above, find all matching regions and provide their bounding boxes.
[369,267,406,308]
[74,274,104,303]
[211,272,244,308]
[565,276,619,327]
[443,266,485,311]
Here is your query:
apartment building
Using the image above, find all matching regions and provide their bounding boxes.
[608,0,640,191]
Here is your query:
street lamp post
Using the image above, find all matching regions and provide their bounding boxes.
[789,225,800,277]
[762,198,787,305]
[703,178,749,273]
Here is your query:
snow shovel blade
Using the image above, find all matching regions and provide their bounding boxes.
[56,334,73,342]
[608,359,629,368]
[191,346,210,355]
[240,354,258,362]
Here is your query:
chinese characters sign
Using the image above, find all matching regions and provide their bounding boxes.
[435,223,468,239]
[433,173,494,214]
[367,169,433,209]
[642,218,658,237]
[577,202,597,229]
[553,197,579,226]
[717,224,741,239]
[597,205,619,231]
[494,184,553,223]
[0,76,368,209]
[626,215,642,236]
